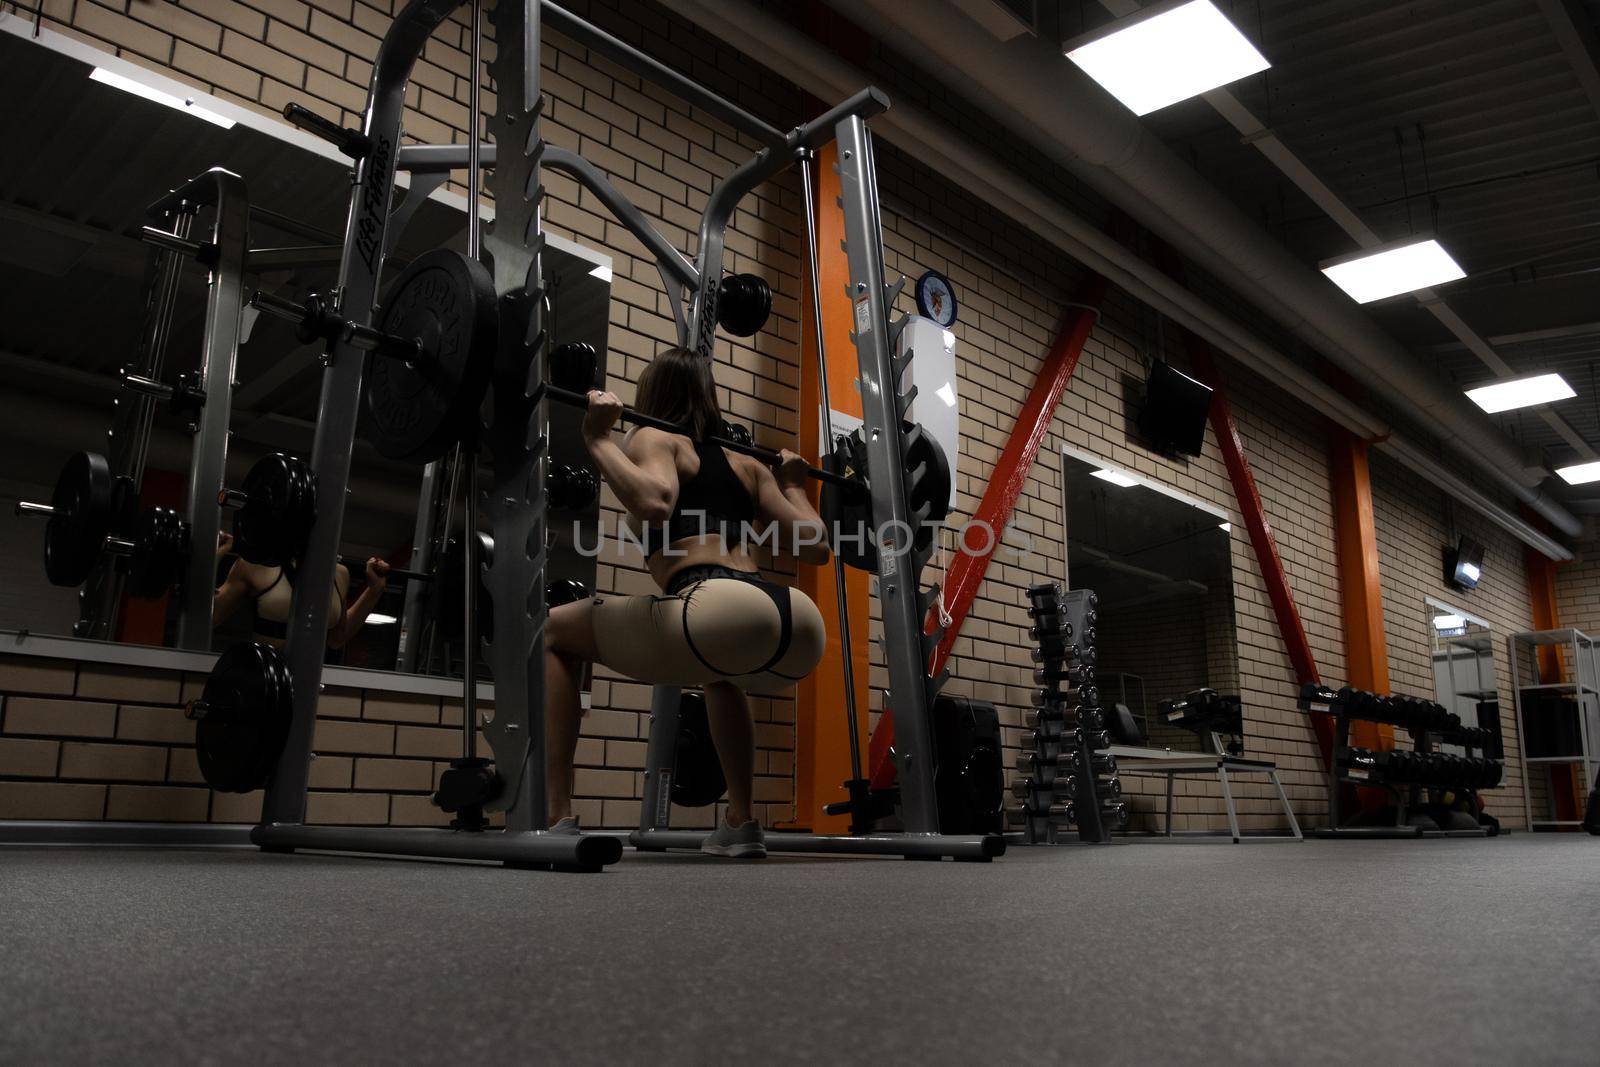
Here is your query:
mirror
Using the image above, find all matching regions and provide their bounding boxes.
[1427,600,1496,754]
[0,32,612,680]
[1062,451,1238,753]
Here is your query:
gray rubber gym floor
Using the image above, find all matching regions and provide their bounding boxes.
[2,835,1596,1064]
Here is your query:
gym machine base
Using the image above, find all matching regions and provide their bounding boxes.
[251,824,619,869]
[629,829,1004,862]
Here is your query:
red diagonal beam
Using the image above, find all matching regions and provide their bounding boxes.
[867,278,1108,789]
[1188,342,1332,768]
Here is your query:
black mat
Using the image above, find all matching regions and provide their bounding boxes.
[2,836,1596,1063]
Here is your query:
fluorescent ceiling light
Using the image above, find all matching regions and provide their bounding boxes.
[365,613,399,626]
[1320,238,1465,303]
[1556,460,1600,485]
[1091,468,1140,488]
[1064,0,1270,116]
[588,264,613,282]
[1464,373,1576,414]
[1458,561,1481,584]
[1433,613,1465,632]
[89,67,236,129]
[1219,522,1232,532]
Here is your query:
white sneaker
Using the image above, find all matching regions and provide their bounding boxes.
[700,819,766,858]
[548,816,581,835]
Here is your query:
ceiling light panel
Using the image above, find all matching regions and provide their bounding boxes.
[1065,0,1270,116]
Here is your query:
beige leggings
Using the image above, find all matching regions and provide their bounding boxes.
[592,565,826,695]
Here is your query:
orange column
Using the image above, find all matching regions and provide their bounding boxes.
[1329,430,1394,752]
[787,141,872,832]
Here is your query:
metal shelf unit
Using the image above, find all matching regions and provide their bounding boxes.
[1508,628,1600,830]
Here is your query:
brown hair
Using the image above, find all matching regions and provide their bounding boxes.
[634,346,723,440]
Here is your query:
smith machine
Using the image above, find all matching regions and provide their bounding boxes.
[18,0,1004,867]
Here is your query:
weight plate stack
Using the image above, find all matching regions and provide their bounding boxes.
[364,249,499,463]
[235,453,317,566]
[45,451,113,587]
[195,642,294,794]
[127,507,191,599]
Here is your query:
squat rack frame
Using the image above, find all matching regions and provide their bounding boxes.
[143,0,994,865]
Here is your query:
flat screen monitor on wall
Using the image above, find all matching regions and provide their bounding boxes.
[1448,536,1485,591]
[1137,362,1213,457]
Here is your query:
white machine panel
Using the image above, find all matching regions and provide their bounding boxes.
[900,315,959,511]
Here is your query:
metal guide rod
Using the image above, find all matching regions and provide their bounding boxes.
[461,455,479,760]
[833,114,941,834]
[798,148,866,796]
[467,0,483,260]
[397,455,448,673]
[538,0,786,148]
[263,0,462,827]
[175,168,248,652]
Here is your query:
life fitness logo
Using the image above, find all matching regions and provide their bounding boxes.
[354,134,394,273]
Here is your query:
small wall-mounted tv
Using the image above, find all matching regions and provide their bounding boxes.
[1136,361,1213,458]
[1447,536,1485,591]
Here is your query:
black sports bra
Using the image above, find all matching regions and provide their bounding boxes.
[642,438,757,557]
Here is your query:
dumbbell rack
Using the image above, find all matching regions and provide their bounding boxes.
[1300,685,1503,838]
[1011,584,1123,844]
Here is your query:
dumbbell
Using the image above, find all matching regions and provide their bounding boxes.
[1099,800,1127,826]
[1071,750,1117,777]
[1024,707,1061,730]
[1097,775,1122,799]
[1015,751,1055,775]
[1040,802,1077,824]
[1078,727,1112,750]
[1028,619,1073,641]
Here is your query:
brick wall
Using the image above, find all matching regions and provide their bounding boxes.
[1556,517,1600,635]
[2,0,1560,833]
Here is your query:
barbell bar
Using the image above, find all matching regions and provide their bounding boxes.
[542,382,859,490]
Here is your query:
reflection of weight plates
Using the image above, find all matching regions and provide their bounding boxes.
[915,269,957,327]
[234,453,317,566]
[193,642,294,794]
[364,249,498,464]
[670,690,727,807]
[549,341,599,393]
[45,451,113,587]
[126,507,191,598]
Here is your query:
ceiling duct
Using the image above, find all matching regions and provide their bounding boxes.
[818,0,1580,539]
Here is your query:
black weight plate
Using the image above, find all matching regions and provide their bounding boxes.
[820,431,875,570]
[716,273,772,337]
[550,341,598,393]
[127,507,191,598]
[45,451,113,587]
[671,690,727,807]
[903,422,953,533]
[236,454,316,566]
[435,532,495,642]
[365,249,498,463]
[196,642,294,794]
